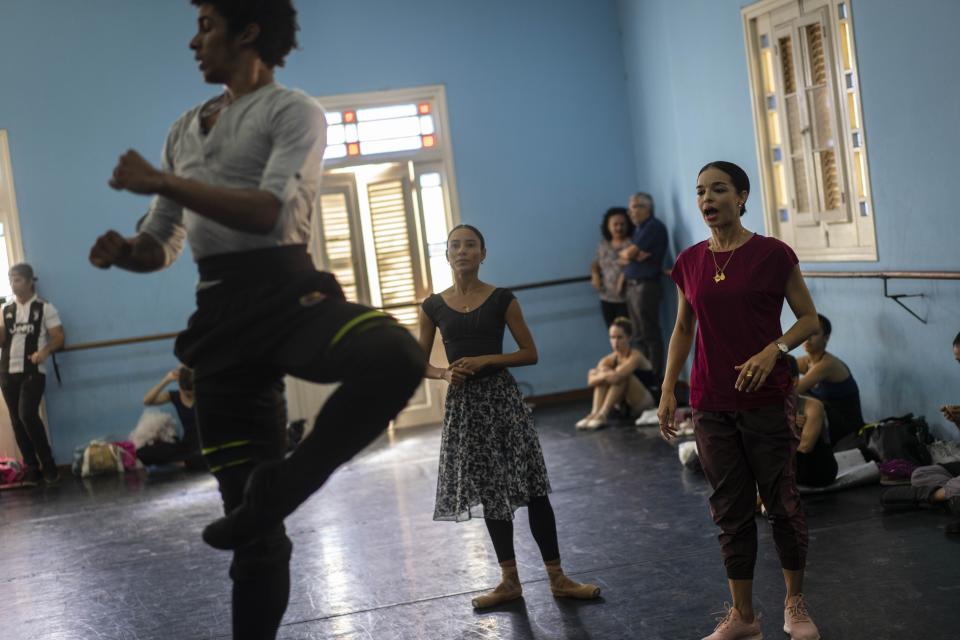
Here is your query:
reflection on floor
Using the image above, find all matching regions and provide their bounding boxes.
[1,403,958,639]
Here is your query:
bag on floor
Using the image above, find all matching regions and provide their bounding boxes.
[80,441,125,477]
[0,457,23,484]
[111,441,141,471]
[860,414,933,466]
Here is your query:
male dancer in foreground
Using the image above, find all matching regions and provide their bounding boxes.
[89,2,424,638]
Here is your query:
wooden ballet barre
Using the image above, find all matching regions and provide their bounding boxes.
[55,270,960,351]
[802,270,960,280]
[60,276,595,352]
[61,331,181,353]
[802,269,960,324]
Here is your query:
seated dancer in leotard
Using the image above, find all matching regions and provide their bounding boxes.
[796,313,864,445]
[418,224,601,609]
[89,2,424,638]
[576,316,655,430]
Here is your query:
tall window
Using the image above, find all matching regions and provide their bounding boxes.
[743,0,876,261]
[287,87,459,430]
[309,86,460,326]
[0,131,25,299]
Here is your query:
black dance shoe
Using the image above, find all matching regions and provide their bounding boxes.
[202,460,291,550]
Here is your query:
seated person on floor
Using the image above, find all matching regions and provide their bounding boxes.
[880,462,960,534]
[796,313,865,445]
[138,366,204,469]
[576,317,654,430]
[882,331,960,534]
[787,355,838,487]
[941,331,960,430]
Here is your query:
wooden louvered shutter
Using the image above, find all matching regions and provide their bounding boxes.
[318,191,360,302]
[777,9,846,232]
[367,178,422,326]
[800,19,844,223]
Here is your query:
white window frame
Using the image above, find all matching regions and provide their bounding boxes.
[316,84,462,233]
[288,87,462,430]
[743,0,877,262]
[0,130,30,459]
[0,131,26,269]
[314,85,462,302]
[0,131,27,304]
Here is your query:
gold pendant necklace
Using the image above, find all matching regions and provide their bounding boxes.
[709,236,742,283]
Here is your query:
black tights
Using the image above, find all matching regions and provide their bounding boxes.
[483,495,560,564]
[196,322,424,639]
[0,372,54,471]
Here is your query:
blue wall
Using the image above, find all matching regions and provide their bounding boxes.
[617,0,960,439]
[0,1,636,460]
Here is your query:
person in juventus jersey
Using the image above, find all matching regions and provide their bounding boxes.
[88,2,423,638]
[0,263,64,486]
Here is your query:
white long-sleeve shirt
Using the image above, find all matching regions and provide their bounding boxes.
[140,82,327,265]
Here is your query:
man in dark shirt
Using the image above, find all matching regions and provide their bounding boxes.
[618,192,668,378]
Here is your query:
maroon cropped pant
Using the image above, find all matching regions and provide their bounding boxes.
[693,400,808,580]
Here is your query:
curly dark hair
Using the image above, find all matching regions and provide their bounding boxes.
[191,0,299,68]
[600,207,634,241]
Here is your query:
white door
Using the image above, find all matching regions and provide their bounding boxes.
[285,161,453,430]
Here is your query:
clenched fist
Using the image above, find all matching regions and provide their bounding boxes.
[109,150,164,195]
[89,230,132,269]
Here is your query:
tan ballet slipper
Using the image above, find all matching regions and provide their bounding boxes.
[545,559,601,599]
[471,561,523,609]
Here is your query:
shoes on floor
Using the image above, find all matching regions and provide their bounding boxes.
[43,466,61,486]
[575,415,594,429]
[545,560,600,600]
[472,562,522,609]
[701,604,762,640]
[20,467,41,487]
[783,594,820,640]
[580,417,606,431]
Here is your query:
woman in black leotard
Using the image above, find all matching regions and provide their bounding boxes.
[418,224,601,609]
[796,313,864,444]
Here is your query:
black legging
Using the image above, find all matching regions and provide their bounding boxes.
[0,372,54,471]
[195,323,423,640]
[483,495,560,564]
[175,249,424,640]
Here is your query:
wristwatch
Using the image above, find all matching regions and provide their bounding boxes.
[775,342,789,358]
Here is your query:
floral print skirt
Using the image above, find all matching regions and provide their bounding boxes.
[433,369,552,522]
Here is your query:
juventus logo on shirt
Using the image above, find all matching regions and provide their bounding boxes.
[1,299,48,374]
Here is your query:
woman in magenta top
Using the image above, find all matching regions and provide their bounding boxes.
[658,162,821,640]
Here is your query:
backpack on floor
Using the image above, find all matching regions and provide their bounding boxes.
[859,414,933,466]
[80,441,125,477]
[0,457,23,485]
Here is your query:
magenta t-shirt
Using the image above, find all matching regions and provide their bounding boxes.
[671,234,798,411]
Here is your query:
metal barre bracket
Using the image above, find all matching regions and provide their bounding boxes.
[881,277,926,324]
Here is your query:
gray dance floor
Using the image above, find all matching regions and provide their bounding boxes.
[1,403,957,639]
